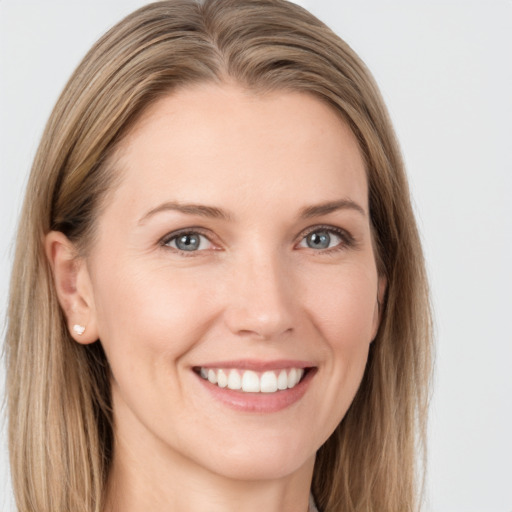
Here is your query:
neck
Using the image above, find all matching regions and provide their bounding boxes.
[103,427,315,512]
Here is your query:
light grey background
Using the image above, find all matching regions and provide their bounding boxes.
[1,1,511,511]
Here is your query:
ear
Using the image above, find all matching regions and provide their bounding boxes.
[371,274,387,341]
[45,231,99,344]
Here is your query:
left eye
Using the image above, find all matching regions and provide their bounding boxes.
[298,229,343,250]
[164,232,212,252]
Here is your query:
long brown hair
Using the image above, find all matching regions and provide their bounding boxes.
[5,1,432,510]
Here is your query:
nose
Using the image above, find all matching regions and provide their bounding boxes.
[223,251,297,340]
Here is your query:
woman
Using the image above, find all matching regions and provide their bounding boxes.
[4,1,432,511]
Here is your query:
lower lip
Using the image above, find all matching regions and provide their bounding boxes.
[195,369,315,413]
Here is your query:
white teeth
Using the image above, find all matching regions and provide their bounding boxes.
[217,369,228,388]
[227,369,242,390]
[242,370,260,392]
[277,369,288,390]
[198,367,306,393]
[288,368,298,388]
[288,368,304,388]
[260,371,278,393]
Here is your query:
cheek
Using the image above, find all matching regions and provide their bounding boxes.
[301,264,377,424]
[91,260,217,366]
[302,263,378,348]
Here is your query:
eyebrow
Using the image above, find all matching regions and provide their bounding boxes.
[138,197,366,225]
[299,199,367,218]
[138,201,232,225]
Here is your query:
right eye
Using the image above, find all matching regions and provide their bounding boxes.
[163,231,213,252]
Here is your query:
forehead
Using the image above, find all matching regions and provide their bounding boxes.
[109,83,368,215]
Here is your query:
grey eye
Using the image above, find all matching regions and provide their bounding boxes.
[176,234,200,251]
[306,231,330,249]
[166,232,210,251]
[299,229,342,250]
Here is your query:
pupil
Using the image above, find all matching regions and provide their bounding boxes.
[308,231,330,249]
[177,234,199,251]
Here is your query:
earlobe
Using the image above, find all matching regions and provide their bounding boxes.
[45,231,99,344]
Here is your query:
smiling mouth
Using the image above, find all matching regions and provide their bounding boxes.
[193,367,310,393]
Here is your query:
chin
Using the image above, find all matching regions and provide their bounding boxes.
[210,456,312,482]
[192,435,316,482]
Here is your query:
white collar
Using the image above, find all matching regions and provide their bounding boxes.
[308,493,319,512]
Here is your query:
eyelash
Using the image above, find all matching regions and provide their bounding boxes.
[159,225,355,255]
[297,225,356,254]
[160,227,215,256]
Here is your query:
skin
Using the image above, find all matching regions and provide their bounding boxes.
[47,83,386,512]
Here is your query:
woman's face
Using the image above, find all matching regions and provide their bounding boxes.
[82,84,383,481]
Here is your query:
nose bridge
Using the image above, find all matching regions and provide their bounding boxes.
[224,243,296,339]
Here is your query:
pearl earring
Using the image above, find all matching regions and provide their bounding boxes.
[73,324,86,336]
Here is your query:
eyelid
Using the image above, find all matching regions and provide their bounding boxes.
[159,227,218,253]
[295,224,355,250]
[158,224,356,254]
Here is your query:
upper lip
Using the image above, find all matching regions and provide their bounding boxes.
[194,359,315,371]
